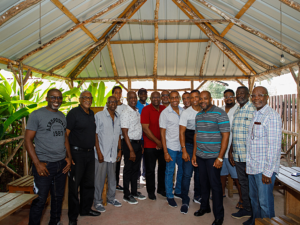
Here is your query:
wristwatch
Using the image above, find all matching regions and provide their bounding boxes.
[217,158,223,162]
[181,146,186,149]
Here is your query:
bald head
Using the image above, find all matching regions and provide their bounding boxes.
[251,86,269,111]
[127,91,137,108]
[199,91,212,112]
[150,91,161,107]
[47,88,62,97]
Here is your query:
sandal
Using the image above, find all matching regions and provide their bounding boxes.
[236,201,243,209]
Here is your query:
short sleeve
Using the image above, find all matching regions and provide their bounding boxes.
[26,110,39,131]
[66,109,76,131]
[217,109,230,133]
[159,110,167,129]
[95,112,101,134]
[179,110,188,127]
[141,106,150,124]
[121,109,130,128]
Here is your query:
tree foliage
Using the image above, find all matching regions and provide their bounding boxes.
[204,82,226,99]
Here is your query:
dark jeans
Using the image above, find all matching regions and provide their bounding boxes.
[197,156,224,220]
[116,150,123,186]
[122,140,142,198]
[139,140,146,178]
[181,143,201,205]
[144,148,166,195]
[29,158,67,225]
[235,161,252,212]
[68,149,95,222]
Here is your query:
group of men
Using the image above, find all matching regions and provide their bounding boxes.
[24,84,282,225]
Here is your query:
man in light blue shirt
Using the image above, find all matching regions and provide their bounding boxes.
[244,86,282,225]
[159,91,184,208]
[94,96,122,213]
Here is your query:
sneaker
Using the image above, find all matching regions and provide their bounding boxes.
[157,191,166,198]
[123,195,138,204]
[148,193,156,201]
[193,196,202,204]
[95,203,106,212]
[231,209,252,219]
[142,176,146,181]
[133,192,146,200]
[116,185,124,192]
[137,179,141,189]
[167,198,177,208]
[180,204,189,214]
[243,216,253,225]
[174,193,182,199]
[107,199,122,207]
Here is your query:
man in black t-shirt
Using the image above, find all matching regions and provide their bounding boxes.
[66,91,100,225]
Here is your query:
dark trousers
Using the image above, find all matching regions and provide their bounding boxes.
[68,149,95,222]
[29,159,66,225]
[197,156,224,220]
[181,143,201,205]
[235,161,252,212]
[122,140,142,198]
[116,150,123,186]
[144,148,166,195]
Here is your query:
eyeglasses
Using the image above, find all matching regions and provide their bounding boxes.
[49,96,63,101]
[107,100,117,104]
[250,94,268,98]
[224,96,235,99]
[80,96,93,101]
[170,96,180,100]
[151,97,160,100]
[161,94,169,97]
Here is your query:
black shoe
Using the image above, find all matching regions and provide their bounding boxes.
[69,221,77,225]
[80,209,101,216]
[194,208,211,217]
[157,190,166,198]
[212,218,223,225]
[116,185,124,192]
[148,193,156,200]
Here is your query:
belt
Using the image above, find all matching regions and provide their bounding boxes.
[130,139,141,144]
[71,146,93,152]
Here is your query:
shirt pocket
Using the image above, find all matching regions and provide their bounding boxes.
[253,124,266,138]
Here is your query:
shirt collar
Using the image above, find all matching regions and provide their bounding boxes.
[105,108,118,117]
[150,104,164,111]
[167,104,183,113]
[127,105,138,112]
[256,104,270,115]
[78,104,92,115]
[240,101,253,110]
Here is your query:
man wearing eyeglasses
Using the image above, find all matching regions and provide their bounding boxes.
[25,89,72,225]
[93,96,122,213]
[229,87,255,222]
[67,91,100,225]
[244,86,281,225]
[161,90,170,107]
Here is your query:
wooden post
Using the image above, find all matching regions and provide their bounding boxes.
[297,65,300,166]
[191,80,194,90]
[153,78,157,91]
[128,79,131,91]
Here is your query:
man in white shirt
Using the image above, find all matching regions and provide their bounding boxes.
[160,91,184,208]
[220,89,242,209]
[121,91,146,204]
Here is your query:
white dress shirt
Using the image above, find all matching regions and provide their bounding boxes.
[120,105,142,140]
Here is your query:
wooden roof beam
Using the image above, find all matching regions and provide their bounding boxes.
[199,41,211,77]
[255,61,300,79]
[0,56,69,80]
[110,39,209,44]
[153,0,160,79]
[280,0,300,12]
[196,80,208,90]
[115,79,129,92]
[220,0,256,37]
[195,0,300,59]
[0,0,41,27]
[235,79,245,87]
[289,67,298,84]
[50,0,98,42]
[92,18,228,23]
[69,0,147,79]
[107,42,118,77]
[18,0,127,61]
[173,0,251,75]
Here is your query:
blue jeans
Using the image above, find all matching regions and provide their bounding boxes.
[248,173,276,225]
[29,158,67,225]
[181,143,201,205]
[165,148,183,198]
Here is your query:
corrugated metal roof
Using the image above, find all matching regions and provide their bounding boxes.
[0,0,299,82]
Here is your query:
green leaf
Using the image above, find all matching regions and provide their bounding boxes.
[0,72,12,96]
[62,88,80,97]
[102,84,115,107]
[0,84,10,101]
[61,102,78,107]
[97,81,105,106]
[0,100,35,107]
[12,77,17,94]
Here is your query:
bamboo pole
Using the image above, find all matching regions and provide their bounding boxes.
[280,0,300,12]
[8,63,21,86]
[92,18,228,23]
[128,78,132,91]
[199,41,211,77]
[235,79,245,87]
[0,161,21,178]
[191,80,194,90]
[18,0,128,61]
[107,42,118,77]
[282,130,298,137]
[153,0,160,80]
[196,80,208,90]
[110,39,209,44]
[195,0,300,59]
[289,67,297,83]
[254,61,300,79]
[23,69,31,85]
[0,136,24,146]
[153,78,157,91]
[115,79,128,92]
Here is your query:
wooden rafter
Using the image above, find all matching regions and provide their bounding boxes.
[199,41,211,77]
[92,18,228,23]
[182,0,256,75]
[196,80,208,90]
[195,0,300,59]
[254,61,300,79]
[77,80,85,89]
[235,79,245,87]
[0,0,41,27]
[23,69,31,85]
[191,80,194,90]
[50,0,97,42]
[68,0,147,79]
[289,67,297,84]
[74,75,249,81]
[110,39,209,44]
[107,42,118,77]
[0,56,69,80]
[280,0,300,12]
[220,0,256,37]
[115,79,129,92]
[174,0,252,75]
[8,63,21,86]
[153,0,160,82]
[132,88,191,92]
[18,0,127,62]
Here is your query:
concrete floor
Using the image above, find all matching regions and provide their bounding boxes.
[0,163,285,225]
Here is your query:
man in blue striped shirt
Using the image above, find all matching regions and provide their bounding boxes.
[192,91,230,225]
[244,86,282,225]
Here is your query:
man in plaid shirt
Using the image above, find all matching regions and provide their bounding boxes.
[245,86,282,225]
[229,86,255,222]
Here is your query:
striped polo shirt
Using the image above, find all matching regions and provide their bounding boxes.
[195,105,230,159]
